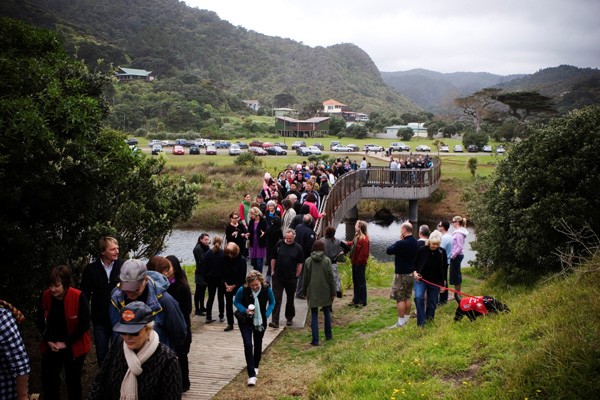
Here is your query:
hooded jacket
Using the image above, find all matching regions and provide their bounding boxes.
[451,227,469,259]
[301,251,336,308]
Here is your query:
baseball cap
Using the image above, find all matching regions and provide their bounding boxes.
[119,259,147,291]
[113,301,154,334]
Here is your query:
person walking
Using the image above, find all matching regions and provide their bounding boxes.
[192,233,210,316]
[222,242,248,332]
[347,220,370,308]
[437,221,453,305]
[204,236,225,324]
[38,265,91,400]
[225,212,249,258]
[301,240,336,346]
[450,216,469,300]
[386,222,419,328]
[233,270,275,387]
[248,207,268,272]
[323,226,350,299]
[413,231,448,327]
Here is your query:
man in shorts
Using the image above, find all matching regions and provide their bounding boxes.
[386,222,420,328]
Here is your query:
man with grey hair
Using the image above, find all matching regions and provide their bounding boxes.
[110,259,186,350]
[418,224,430,247]
[386,222,419,328]
[269,229,304,328]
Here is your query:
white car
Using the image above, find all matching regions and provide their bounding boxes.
[482,145,493,152]
[415,145,431,152]
[363,144,384,152]
[439,145,449,152]
[496,146,506,154]
[332,145,352,152]
[307,146,322,155]
[228,144,241,156]
[390,142,410,152]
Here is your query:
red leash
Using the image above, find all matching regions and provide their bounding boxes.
[418,278,476,299]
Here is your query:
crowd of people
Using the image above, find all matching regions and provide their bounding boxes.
[0,156,467,397]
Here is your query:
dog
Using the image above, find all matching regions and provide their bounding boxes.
[454,295,510,322]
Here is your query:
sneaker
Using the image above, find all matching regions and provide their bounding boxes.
[286,320,293,326]
[224,325,234,332]
[268,322,279,329]
[247,377,257,386]
[219,317,225,323]
[254,368,259,377]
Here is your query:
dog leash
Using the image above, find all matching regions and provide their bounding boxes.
[418,278,476,299]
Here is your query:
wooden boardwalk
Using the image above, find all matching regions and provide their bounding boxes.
[183,291,308,399]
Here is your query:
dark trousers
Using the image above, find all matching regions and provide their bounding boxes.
[92,323,112,366]
[176,347,190,390]
[238,322,265,378]
[205,279,224,319]
[352,263,367,306]
[41,350,86,400]
[194,282,207,313]
[224,290,236,325]
[310,306,332,344]
[272,275,297,324]
[439,262,450,304]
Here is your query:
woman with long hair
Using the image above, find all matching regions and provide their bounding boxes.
[346,220,370,307]
[204,236,225,323]
[450,215,469,300]
[233,270,275,387]
[225,211,249,257]
[238,193,252,228]
[247,206,267,272]
[323,226,350,298]
[222,243,248,332]
[37,265,91,400]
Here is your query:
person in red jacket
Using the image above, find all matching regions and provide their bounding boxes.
[346,220,370,307]
[37,265,91,400]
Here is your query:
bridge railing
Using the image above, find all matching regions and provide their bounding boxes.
[315,159,441,237]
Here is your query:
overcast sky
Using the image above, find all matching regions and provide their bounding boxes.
[184,0,600,75]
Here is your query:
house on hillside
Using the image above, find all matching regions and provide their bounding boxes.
[275,116,330,138]
[243,100,260,112]
[273,108,298,117]
[323,99,347,115]
[114,67,154,82]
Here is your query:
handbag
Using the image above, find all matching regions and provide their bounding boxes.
[234,310,249,324]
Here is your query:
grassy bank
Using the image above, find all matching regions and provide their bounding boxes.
[213,259,600,399]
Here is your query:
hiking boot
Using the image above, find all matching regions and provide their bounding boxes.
[268,322,279,329]
[224,324,234,331]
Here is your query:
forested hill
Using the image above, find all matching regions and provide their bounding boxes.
[0,0,420,115]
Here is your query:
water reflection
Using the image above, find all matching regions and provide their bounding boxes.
[163,220,476,265]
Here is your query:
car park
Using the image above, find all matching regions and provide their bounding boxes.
[214,140,231,148]
[468,145,479,152]
[389,142,410,152]
[273,142,288,149]
[125,138,138,146]
[482,145,493,152]
[228,144,241,156]
[249,146,267,156]
[415,145,431,152]
[363,144,384,152]
[172,145,185,155]
[307,146,322,155]
[267,146,287,155]
[151,144,162,155]
[205,145,217,155]
[291,140,306,150]
[189,145,200,155]
[496,145,505,154]
[454,145,464,153]
[439,145,449,152]
[347,144,359,151]
[331,144,352,152]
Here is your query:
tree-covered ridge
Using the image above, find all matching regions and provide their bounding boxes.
[1,0,420,115]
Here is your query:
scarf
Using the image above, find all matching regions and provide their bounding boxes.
[120,330,160,400]
[252,287,263,332]
[242,200,251,223]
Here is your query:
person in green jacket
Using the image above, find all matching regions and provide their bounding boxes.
[301,240,336,346]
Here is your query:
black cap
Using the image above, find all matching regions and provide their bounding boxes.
[113,301,154,334]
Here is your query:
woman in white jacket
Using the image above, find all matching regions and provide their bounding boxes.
[450,216,469,300]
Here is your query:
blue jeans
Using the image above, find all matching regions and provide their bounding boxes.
[238,322,265,378]
[414,280,441,326]
[93,324,112,366]
[310,306,332,344]
[352,264,367,306]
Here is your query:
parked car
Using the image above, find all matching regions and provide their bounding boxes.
[468,145,479,152]
[249,146,267,156]
[312,143,324,151]
[454,145,464,153]
[330,141,341,150]
[189,145,200,155]
[346,143,359,151]
[496,145,506,154]
[415,145,431,152]
[175,139,190,147]
[194,138,213,147]
[363,144,384,152]
[164,140,176,147]
[389,142,410,152]
[228,144,241,156]
[439,145,449,152]
[235,141,249,149]
[249,140,263,147]
[214,140,231,148]
[307,146,322,155]
[205,145,217,155]
[125,138,138,146]
[267,146,287,155]
[296,146,312,156]
[149,139,162,147]
[172,145,185,155]
[482,145,493,152]
[151,144,162,155]
[291,140,306,150]
[273,142,288,149]
[261,142,274,148]
[331,144,352,152]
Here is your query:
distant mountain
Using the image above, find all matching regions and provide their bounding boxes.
[0,0,421,115]
[382,66,600,116]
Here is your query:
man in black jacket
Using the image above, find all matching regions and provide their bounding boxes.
[192,233,210,316]
[80,236,125,365]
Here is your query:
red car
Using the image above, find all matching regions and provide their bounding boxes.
[249,140,263,147]
[172,145,185,155]
[261,142,274,148]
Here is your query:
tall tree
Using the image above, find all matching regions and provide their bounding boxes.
[494,91,556,122]
[454,88,502,132]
